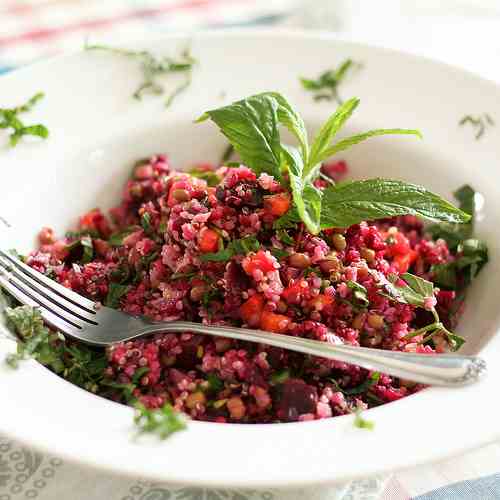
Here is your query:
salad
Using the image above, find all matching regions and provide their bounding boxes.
[2,92,487,435]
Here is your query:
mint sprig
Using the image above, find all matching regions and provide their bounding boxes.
[198,92,470,234]
[381,272,465,351]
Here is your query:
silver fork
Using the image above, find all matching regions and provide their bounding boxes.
[0,248,486,387]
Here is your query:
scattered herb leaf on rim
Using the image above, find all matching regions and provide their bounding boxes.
[0,93,49,147]
[84,42,196,108]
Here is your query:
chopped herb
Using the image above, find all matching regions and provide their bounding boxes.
[104,283,130,308]
[188,166,220,187]
[427,185,488,290]
[459,113,494,140]
[347,280,369,307]
[3,304,106,391]
[270,369,290,384]
[170,271,197,281]
[382,273,465,351]
[141,212,153,234]
[206,373,224,392]
[300,59,360,104]
[270,248,290,259]
[80,236,94,264]
[344,372,380,395]
[134,402,187,440]
[353,410,375,430]
[108,226,140,247]
[84,42,196,108]
[0,92,49,147]
[198,92,468,235]
[66,229,100,239]
[276,229,295,246]
[200,235,260,262]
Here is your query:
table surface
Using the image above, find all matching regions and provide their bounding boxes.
[1,2,500,499]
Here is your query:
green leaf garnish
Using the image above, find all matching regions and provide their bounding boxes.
[104,283,130,308]
[198,92,468,234]
[344,372,380,395]
[381,273,465,351]
[134,402,187,440]
[188,166,221,187]
[0,92,49,147]
[346,280,369,307]
[84,42,195,108]
[200,235,260,262]
[353,409,375,430]
[300,59,359,104]
[108,226,140,247]
[320,178,470,229]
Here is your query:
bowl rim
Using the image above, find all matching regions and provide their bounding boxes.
[1,28,499,489]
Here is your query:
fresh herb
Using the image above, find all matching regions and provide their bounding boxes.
[108,226,140,247]
[66,229,100,240]
[141,212,153,234]
[3,304,107,390]
[346,280,369,307]
[198,92,469,234]
[270,369,290,384]
[200,235,260,262]
[382,273,465,350]
[427,185,476,249]
[459,113,494,140]
[188,166,221,187]
[320,178,471,229]
[300,59,360,103]
[270,248,290,259]
[343,372,380,395]
[427,185,488,290]
[353,409,375,430]
[206,373,224,392]
[220,144,235,165]
[276,229,295,246]
[104,283,130,308]
[0,92,49,147]
[84,42,196,108]
[80,236,94,263]
[134,402,187,440]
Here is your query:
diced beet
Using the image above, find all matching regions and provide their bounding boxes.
[276,379,318,422]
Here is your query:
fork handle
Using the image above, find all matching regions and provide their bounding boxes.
[133,321,486,387]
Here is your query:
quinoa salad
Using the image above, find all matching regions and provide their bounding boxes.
[2,92,487,431]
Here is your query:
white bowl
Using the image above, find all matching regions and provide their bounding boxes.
[0,30,499,489]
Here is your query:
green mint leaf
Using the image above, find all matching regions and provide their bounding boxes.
[268,92,309,161]
[283,144,322,234]
[276,229,295,246]
[132,366,150,384]
[197,93,283,180]
[308,97,359,174]
[200,235,260,262]
[105,283,130,308]
[347,280,369,307]
[301,59,358,104]
[108,226,140,247]
[80,236,94,264]
[134,402,187,440]
[427,184,477,248]
[353,410,375,430]
[320,178,471,229]
[206,373,224,392]
[270,248,289,259]
[446,332,466,351]
[344,372,380,395]
[387,273,434,308]
[318,128,422,163]
[430,263,457,289]
[85,43,195,108]
[0,93,48,148]
[274,206,301,229]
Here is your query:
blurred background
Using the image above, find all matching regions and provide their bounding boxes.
[2,0,500,82]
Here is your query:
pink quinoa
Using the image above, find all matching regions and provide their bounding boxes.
[29,155,466,423]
